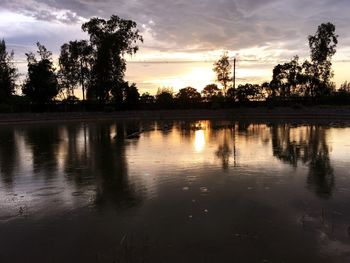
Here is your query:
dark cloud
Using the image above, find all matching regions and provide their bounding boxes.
[0,0,349,58]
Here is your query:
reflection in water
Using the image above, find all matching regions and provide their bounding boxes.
[0,121,339,207]
[24,125,61,177]
[0,128,17,186]
[194,130,205,153]
[215,129,232,170]
[0,120,350,262]
[270,124,334,199]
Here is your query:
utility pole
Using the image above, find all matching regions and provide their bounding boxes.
[233,57,236,91]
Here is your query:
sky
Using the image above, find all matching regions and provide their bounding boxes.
[1,0,350,95]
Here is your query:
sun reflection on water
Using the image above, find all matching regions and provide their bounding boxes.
[194,129,206,153]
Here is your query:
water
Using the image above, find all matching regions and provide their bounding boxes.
[0,120,350,262]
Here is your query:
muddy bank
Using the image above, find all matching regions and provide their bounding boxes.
[1,107,350,124]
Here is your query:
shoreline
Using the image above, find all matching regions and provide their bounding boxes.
[1,107,350,125]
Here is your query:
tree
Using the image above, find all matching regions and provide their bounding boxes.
[59,40,93,100]
[155,88,174,108]
[176,87,201,104]
[140,92,155,105]
[82,15,143,103]
[124,82,140,108]
[22,42,59,105]
[269,56,303,99]
[308,22,338,97]
[201,84,220,101]
[213,52,232,95]
[235,83,261,102]
[0,39,17,102]
[339,81,350,93]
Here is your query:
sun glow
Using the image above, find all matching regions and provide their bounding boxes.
[145,66,215,92]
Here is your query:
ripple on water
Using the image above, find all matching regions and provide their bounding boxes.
[30,186,64,197]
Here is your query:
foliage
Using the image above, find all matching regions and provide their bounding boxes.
[339,81,350,93]
[202,84,221,101]
[140,92,155,105]
[124,82,140,107]
[0,39,17,102]
[176,86,201,104]
[22,42,59,104]
[308,22,338,97]
[58,40,93,100]
[155,88,174,108]
[82,15,143,103]
[235,84,262,102]
[213,51,232,95]
[269,56,303,98]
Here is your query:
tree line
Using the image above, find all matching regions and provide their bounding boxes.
[0,18,349,112]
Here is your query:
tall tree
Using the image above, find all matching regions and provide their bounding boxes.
[58,40,93,100]
[82,15,143,103]
[308,22,338,97]
[22,42,59,104]
[0,39,17,102]
[213,52,232,96]
[269,56,303,99]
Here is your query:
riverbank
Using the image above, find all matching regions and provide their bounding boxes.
[1,107,350,124]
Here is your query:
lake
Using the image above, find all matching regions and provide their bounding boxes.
[0,120,350,262]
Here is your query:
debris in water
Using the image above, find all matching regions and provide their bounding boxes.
[182,187,189,191]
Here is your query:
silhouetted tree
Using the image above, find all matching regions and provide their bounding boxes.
[124,82,140,108]
[235,83,261,102]
[109,80,140,108]
[213,51,232,95]
[82,15,143,103]
[308,22,338,97]
[59,40,93,100]
[140,92,155,105]
[202,84,221,101]
[155,88,174,108]
[0,39,17,103]
[176,86,201,105]
[339,81,350,93]
[22,43,59,105]
[269,56,303,99]
[226,87,236,102]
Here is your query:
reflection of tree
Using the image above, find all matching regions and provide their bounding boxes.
[0,128,17,186]
[215,140,232,170]
[270,124,334,199]
[214,128,233,170]
[178,121,201,137]
[63,123,90,184]
[86,122,142,208]
[24,125,61,177]
[18,121,142,209]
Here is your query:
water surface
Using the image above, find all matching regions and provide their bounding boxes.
[1,120,350,262]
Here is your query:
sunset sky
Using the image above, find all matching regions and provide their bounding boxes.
[1,0,350,95]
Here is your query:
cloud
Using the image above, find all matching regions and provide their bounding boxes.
[1,0,350,63]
